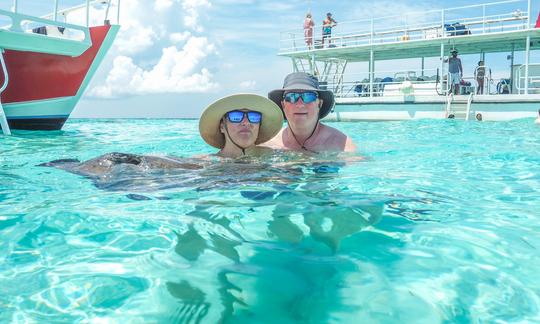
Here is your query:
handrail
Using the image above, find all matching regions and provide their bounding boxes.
[515,63,540,93]
[446,92,454,117]
[465,93,474,120]
[279,0,528,53]
[38,0,121,26]
[1,8,90,36]
[281,0,525,34]
[0,48,11,135]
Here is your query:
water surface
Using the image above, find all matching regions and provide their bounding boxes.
[1,118,539,323]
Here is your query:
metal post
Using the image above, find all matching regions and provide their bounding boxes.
[54,0,59,21]
[105,0,112,23]
[527,0,532,28]
[369,49,374,97]
[370,18,374,44]
[510,44,515,93]
[12,0,17,13]
[441,9,445,37]
[311,53,315,75]
[86,0,90,27]
[0,49,11,135]
[440,43,445,94]
[525,35,530,94]
[117,0,121,25]
[421,57,425,77]
[482,5,486,33]
[292,58,298,73]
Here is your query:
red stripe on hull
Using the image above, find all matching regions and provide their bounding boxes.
[0,25,111,104]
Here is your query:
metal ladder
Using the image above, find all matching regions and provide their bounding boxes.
[0,48,11,135]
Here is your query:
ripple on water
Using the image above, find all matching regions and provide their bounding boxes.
[1,119,539,322]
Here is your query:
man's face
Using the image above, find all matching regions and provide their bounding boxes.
[221,109,260,148]
[281,91,320,129]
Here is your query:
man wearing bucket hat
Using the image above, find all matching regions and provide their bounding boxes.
[444,49,463,95]
[199,93,284,158]
[266,72,355,152]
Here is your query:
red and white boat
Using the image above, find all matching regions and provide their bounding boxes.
[0,1,120,134]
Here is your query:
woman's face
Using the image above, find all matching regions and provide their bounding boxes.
[221,109,261,148]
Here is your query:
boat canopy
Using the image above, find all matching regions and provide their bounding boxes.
[281,29,540,62]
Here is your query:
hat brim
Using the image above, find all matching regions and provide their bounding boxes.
[268,87,335,119]
[199,94,284,149]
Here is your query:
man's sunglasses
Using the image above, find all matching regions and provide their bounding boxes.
[226,110,262,124]
[283,92,318,104]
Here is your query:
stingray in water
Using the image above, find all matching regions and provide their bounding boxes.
[38,152,345,196]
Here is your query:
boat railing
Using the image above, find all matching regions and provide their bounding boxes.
[515,63,540,93]
[0,1,120,56]
[1,1,121,36]
[323,68,439,97]
[280,0,529,53]
[323,68,497,98]
[0,8,91,43]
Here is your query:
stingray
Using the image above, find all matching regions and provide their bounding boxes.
[38,152,345,199]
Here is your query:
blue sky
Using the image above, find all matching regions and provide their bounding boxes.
[4,0,540,118]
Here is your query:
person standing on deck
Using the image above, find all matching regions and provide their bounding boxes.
[474,60,491,95]
[444,49,463,95]
[322,12,337,48]
[304,13,315,50]
[266,72,356,152]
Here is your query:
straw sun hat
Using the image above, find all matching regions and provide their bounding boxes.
[199,94,284,149]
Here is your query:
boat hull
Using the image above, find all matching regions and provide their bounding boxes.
[327,95,540,121]
[0,24,119,130]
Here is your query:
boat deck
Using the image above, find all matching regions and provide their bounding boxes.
[280,29,540,61]
[279,0,537,61]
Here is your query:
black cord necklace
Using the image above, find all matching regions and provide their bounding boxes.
[288,120,319,153]
[224,124,247,156]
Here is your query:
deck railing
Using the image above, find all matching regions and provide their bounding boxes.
[0,1,121,55]
[515,63,540,93]
[2,0,121,31]
[280,0,529,53]
[324,67,502,98]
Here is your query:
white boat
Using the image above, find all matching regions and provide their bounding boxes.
[279,0,540,121]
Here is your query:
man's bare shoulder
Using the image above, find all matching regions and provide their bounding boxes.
[320,123,356,152]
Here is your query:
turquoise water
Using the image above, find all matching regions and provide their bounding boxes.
[1,118,539,323]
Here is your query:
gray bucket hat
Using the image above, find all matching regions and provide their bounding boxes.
[268,72,335,119]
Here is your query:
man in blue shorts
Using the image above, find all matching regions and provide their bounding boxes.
[322,12,337,48]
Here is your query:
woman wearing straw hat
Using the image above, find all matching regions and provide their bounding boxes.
[267,72,356,153]
[199,94,284,158]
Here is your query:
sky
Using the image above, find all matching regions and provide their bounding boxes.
[3,0,540,118]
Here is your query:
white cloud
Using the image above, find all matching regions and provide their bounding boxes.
[76,0,219,98]
[239,80,257,89]
[182,0,211,32]
[170,31,192,43]
[89,37,218,98]
[155,0,176,12]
